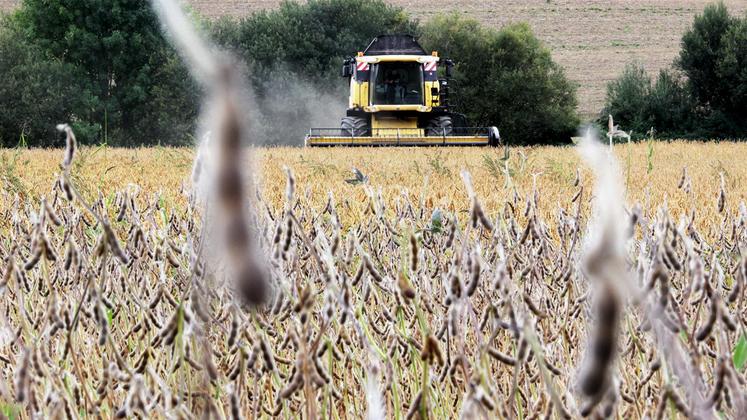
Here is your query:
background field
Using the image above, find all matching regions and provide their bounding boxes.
[3,0,743,117]
[2,142,745,229]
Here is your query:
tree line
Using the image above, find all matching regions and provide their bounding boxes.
[0,0,578,147]
[0,0,743,147]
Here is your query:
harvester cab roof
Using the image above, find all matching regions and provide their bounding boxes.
[306,34,500,147]
[362,34,427,55]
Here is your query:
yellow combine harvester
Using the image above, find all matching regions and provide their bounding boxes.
[305,35,500,147]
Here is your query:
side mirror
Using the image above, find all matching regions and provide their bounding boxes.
[341,59,353,78]
[444,59,454,78]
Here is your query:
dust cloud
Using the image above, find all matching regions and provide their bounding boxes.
[247,68,347,146]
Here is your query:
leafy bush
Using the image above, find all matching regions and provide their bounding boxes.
[213,0,416,90]
[646,70,696,137]
[601,64,694,139]
[419,14,579,145]
[601,63,651,134]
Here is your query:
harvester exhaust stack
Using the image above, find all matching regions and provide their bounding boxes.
[305,34,500,147]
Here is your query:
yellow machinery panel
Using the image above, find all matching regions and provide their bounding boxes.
[371,114,422,136]
[305,136,490,147]
[350,79,369,109]
[424,80,439,108]
[365,104,430,112]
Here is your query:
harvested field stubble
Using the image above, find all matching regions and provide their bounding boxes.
[1,141,747,418]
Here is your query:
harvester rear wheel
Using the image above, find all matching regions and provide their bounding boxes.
[341,116,369,137]
[426,116,453,137]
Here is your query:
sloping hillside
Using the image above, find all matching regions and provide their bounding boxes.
[3,0,745,117]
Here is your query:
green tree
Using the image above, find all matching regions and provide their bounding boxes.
[11,0,199,145]
[679,2,734,109]
[600,63,651,134]
[0,17,88,146]
[600,64,694,139]
[678,2,747,135]
[419,14,579,145]
[646,69,695,137]
[715,18,747,124]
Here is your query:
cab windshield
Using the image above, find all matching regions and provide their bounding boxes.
[371,62,423,105]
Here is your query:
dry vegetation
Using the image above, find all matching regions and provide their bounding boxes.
[2,142,746,227]
[1,141,747,418]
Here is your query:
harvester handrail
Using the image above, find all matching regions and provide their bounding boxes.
[306,127,494,138]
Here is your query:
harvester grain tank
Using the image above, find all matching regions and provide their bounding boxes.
[305,35,501,146]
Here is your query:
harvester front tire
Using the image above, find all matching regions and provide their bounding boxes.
[341,116,369,137]
[426,116,453,137]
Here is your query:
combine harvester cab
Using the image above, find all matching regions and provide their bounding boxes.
[305,34,501,147]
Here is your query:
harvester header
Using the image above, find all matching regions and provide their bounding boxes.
[305,34,500,146]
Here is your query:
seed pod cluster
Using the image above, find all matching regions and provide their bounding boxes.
[5,93,747,419]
